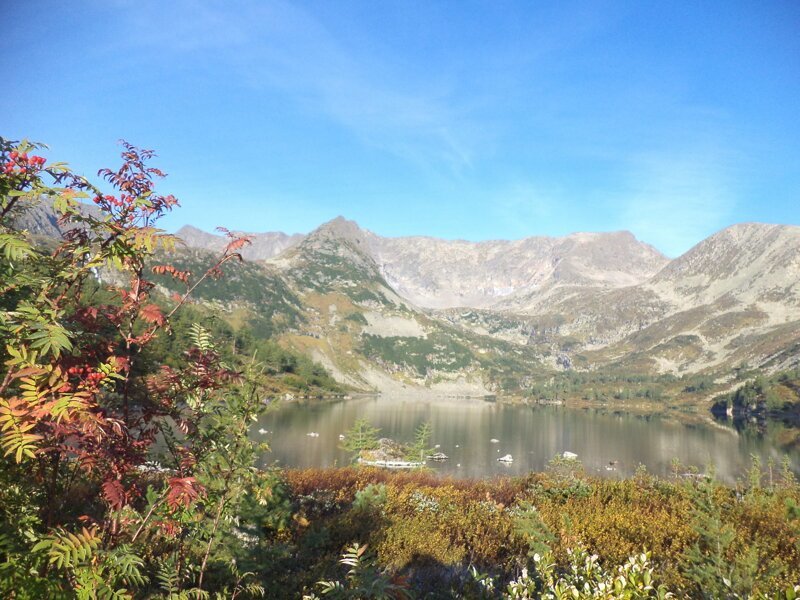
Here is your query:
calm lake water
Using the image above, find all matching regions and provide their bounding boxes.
[254,396,800,483]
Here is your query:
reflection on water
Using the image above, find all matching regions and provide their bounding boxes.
[253,396,800,483]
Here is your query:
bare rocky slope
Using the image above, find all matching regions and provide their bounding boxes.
[11,197,102,237]
[367,228,668,309]
[175,217,800,390]
[177,217,669,309]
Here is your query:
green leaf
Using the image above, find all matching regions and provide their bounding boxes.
[0,234,35,261]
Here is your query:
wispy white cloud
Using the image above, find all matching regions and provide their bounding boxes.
[119,0,477,170]
[478,137,741,252]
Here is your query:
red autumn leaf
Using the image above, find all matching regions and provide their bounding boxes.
[224,236,252,253]
[111,356,130,372]
[166,476,205,511]
[153,264,191,284]
[78,306,99,320]
[177,448,196,471]
[140,303,165,326]
[102,479,128,510]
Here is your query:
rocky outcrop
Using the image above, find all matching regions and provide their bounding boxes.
[11,198,102,237]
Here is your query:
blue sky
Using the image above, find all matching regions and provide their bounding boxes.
[2,1,798,256]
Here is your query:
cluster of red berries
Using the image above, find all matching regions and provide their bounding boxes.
[66,365,106,386]
[3,151,46,175]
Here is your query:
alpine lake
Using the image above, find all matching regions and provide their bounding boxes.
[253,395,800,483]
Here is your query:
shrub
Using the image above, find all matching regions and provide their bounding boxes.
[274,468,800,597]
[0,137,265,598]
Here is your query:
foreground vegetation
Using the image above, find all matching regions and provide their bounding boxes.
[1,137,798,598]
[254,463,800,598]
[0,137,340,598]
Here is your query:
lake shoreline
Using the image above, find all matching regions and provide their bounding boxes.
[255,394,800,483]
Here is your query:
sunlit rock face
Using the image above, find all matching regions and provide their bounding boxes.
[179,216,669,310]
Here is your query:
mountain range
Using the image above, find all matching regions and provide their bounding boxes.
[174,217,800,395]
[16,202,800,397]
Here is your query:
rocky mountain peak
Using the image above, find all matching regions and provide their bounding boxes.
[173,216,673,309]
[307,216,365,244]
[175,225,221,246]
[9,200,800,379]
[653,223,800,283]
[166,216,800,320]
